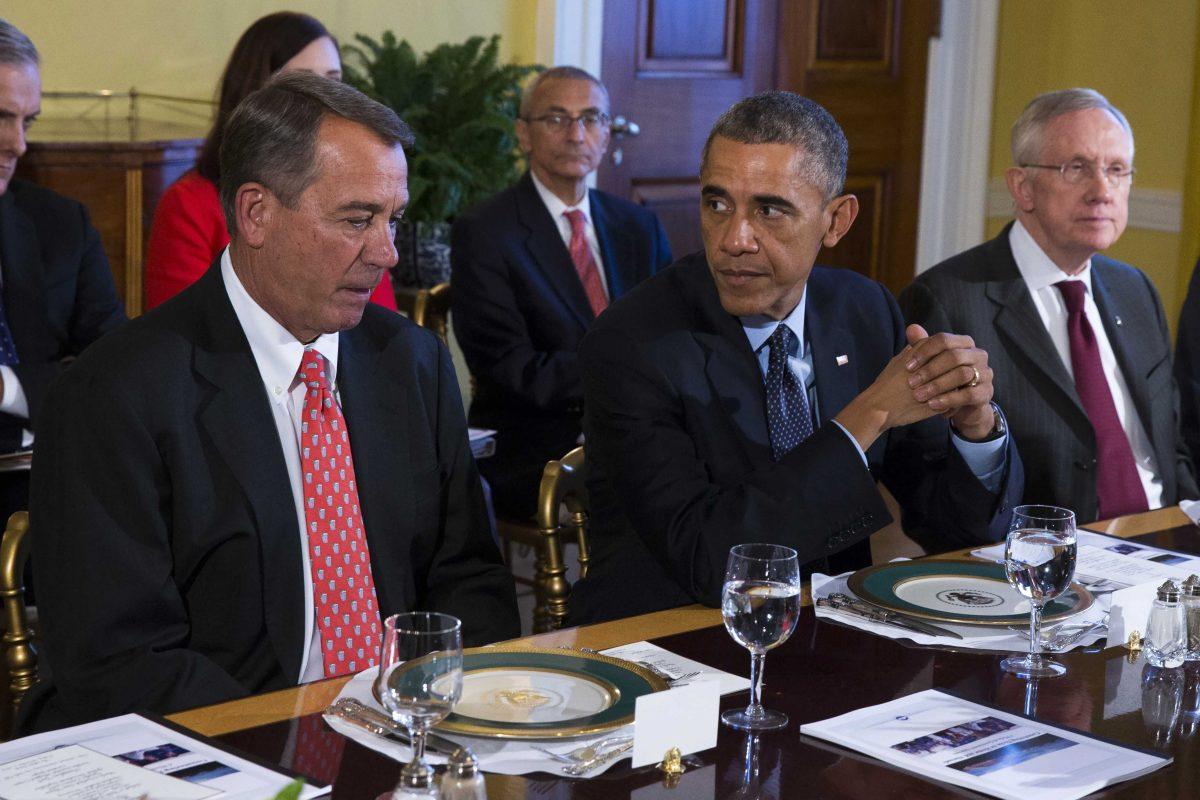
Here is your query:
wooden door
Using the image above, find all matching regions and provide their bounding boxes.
[598,0,779,259]
[777,0,939,293]
[599,0,939,294]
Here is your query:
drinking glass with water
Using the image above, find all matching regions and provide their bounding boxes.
[1001,505,1077,678]
[721,543,801,730]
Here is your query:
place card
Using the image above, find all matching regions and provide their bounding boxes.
[1106,582,1158,648]
[630,680,720,768]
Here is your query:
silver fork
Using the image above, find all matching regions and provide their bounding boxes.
[637,661,701,685]
[562,740,635,776]
[531,735,633,764]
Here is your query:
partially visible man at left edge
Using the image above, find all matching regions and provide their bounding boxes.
[21,72,518,732]
[0,19,125,519]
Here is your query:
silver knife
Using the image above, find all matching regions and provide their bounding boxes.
[821,593,964,640]
[326,698,459,755]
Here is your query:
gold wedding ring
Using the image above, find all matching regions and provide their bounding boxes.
[966,366,981,388]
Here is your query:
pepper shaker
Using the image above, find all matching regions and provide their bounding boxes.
[1145,580,1186,668]
[1182,575,1200,662]
[440,747,486,800]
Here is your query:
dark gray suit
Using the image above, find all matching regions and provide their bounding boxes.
[900,224,1197,522]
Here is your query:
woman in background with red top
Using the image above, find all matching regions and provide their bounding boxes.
[145,12,398,311]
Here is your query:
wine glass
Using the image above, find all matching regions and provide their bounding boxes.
[377,612,464,794]
[1001,505,1077,678]
[720,543,801,730]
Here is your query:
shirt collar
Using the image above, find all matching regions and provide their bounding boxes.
[1009,219,1093,294]
[740,288,807,355]
[221,247,340,403]
[530,170,593,226]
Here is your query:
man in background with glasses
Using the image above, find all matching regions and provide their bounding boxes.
[452,66,672,519]
[902,88,1197,522]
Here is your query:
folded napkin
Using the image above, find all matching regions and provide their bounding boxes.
[812,571,1108,652]
[323,642,748,778]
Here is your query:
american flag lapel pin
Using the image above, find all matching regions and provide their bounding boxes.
[836,354,849,366]
[1114,315,1123,327]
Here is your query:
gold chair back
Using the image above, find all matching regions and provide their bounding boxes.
[410,282,452,343]
[534,446,589,631]
[0,512,35,712]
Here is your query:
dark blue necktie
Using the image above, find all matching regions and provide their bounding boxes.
[0,298,18,366]
[764,323,812,461]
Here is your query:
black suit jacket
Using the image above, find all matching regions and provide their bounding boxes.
[568,253,1022,625]
[0,179,125,444]
[902,225,1197,521]
[1173,258,1200,469]
[451,173,672,465]
[22,263,519,732]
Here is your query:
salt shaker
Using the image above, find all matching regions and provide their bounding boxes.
[1182,574,1200,661]
[440,747,486,800]
[1145,580,1186,668]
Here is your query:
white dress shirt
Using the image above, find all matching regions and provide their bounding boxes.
[222,248,337,683]
[1008,220,1164,508]
[529,171,610,299]
[740,289,1007,491]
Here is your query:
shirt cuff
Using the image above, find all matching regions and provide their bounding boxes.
[831,419,869,468]
[0,366,29,419]
[951,428,1007,493]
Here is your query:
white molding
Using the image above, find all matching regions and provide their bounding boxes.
[985,178,1183,233]
[915,0,1000,273]
[539,0,604,76]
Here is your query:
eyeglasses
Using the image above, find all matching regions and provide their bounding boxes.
[1020,159,1135,187]
[524,112,611,132]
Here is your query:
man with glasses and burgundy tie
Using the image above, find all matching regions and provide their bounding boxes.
[903,88,1197,523]
[21,73,518,733]
[451,66,672,519]
[568,92,1023,625]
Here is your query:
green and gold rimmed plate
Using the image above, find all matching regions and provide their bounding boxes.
[846,559,1093,627]
[378,647,669,739]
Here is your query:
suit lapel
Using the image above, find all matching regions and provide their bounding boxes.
[1090,263,1155,443]
[516,173,594,327]
[805,272,860,427]
[982,235,1087,421]
[191,266,306,682]
[690,264,774,466]
[0,189,50,358]
[336,330,411,618]
[589,190,635,300]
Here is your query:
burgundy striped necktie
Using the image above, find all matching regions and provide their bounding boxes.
[564,209,608,317]
[1054,280,1149,519]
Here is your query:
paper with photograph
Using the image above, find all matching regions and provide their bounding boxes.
[800,689,1169,800]
[0,714,325,800]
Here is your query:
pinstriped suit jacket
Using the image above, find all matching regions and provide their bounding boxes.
[900,224,1197,523]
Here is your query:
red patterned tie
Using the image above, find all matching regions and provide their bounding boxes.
[297,348,382,677]
[565,209,608,317]
[1054,281,1149,519]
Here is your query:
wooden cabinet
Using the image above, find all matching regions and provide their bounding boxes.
[14,119,207,316]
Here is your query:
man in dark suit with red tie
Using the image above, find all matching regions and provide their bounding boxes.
[452,67,672,518]
[22,73,518,732]
[902,88,1197,522]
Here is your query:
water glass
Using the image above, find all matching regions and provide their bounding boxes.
[720,543,801,730]
[1001,505,1077,678]
[377,612,464,794]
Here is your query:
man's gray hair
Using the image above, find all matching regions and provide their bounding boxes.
[519,66,608,118]
[702,91,848,201]
[219,71,415,233]
[1011,88,1134,164]
[0,18,39,67]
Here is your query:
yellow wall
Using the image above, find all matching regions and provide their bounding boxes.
[6,1,539,118]
[989,0,1198,330]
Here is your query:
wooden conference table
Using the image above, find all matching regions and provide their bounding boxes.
[169,507,1200,798]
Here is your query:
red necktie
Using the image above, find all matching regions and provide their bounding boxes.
[565,209,608,317]
[1054,281,1149,519]
[297,348,382,677]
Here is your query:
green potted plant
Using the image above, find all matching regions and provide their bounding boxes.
[342,32,541,287]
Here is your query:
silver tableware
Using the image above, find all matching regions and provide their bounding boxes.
[328,698,459,755]
[561,740,635,776]
[531,735,633,764]
[822,593,965,640]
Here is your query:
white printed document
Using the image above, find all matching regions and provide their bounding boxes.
[0,714,327,800]
[800,689,1169,800]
